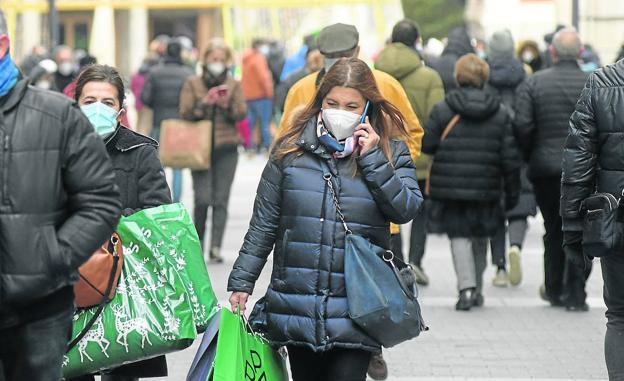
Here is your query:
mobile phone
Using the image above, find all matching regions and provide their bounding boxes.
[360,100,370,124]
[354,100,371,151]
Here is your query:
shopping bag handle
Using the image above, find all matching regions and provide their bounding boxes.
[235,304,269,344]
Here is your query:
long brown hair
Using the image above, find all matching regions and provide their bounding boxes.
[272,57,409,162]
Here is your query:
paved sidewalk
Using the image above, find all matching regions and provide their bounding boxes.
[150,154,608,380]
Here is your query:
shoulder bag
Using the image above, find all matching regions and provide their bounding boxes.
[67,233,123,352]
[580,190,624,257]
[321,162,427,348]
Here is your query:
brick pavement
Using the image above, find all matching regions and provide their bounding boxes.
[148,154,608,380]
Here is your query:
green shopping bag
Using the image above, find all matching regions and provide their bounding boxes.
[211,308,288,381]
[62,219,198,378]
[117,203,219,331]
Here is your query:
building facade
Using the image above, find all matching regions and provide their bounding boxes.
[2,0,400,76]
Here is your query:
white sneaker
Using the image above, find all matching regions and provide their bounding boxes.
[492,268,509,287]
[508,245,522,286]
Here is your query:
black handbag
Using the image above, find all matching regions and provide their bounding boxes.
[580,191,624,257]
[321,162,427,348]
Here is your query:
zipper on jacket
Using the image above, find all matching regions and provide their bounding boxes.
[2,135,9,205]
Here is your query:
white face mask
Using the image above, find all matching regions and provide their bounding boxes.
[58,61,74,76]
[322,108,361,141]
[36,80,51,90]
[522,50,535,63]
[258,45,270,56]
[207,62,226,77]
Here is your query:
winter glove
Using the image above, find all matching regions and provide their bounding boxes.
[563,231,592,270]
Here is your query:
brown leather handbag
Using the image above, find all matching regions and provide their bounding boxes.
[73,232,124,308]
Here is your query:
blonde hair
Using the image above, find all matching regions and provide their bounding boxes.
[202,38,233,66]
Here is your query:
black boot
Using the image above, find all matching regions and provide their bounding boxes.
[455,288,474,311]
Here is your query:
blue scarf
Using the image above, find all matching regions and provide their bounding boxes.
[0,54,19,97]
[316,111,355,158]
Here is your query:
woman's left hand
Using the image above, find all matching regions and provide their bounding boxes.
[354,117,380,156]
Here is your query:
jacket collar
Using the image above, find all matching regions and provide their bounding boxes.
[106,125,158,153]
[553,59,581,70]
[296,116,331,159]
[1,76,28,114]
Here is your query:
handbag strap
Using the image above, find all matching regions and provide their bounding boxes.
[320,161,351,234]
[425,114,460,195]
[67,236,121,352]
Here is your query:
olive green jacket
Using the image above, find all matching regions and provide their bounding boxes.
[376,43,445,179]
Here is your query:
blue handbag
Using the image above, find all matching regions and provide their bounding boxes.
[322,162,427,348]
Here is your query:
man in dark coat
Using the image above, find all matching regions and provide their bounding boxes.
[562,58,624,379]
[514,28,591,310]
[0,11,122,379]
[431,27,475,92]
[141,39,194,203]
[141,39,195,141]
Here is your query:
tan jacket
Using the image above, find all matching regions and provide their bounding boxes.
[179,75,247,148]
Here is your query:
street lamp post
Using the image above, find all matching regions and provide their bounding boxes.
[48,0,59,50]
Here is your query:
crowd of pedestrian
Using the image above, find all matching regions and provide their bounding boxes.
[4,5,624,380]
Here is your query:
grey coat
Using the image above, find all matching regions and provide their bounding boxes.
[228,119,422,353]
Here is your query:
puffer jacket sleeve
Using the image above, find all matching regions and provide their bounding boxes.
[356,142,422,224]
[513,77,536,160]
[421,102,446,155]
[228,159,283,294]
[58,105,122,273]
[223,81,247,123]
[179,77,205,121]
[561,74,599,232]
[136,145,172,209]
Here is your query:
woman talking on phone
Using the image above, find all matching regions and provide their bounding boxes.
[180,39,247,263]
[227,58,422,381]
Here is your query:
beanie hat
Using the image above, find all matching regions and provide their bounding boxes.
[488,30,514,60]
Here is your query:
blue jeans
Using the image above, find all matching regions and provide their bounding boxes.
[151,126,182,203]
[0,308,72,381]
[246,98,273,149]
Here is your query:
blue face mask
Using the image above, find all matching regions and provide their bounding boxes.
[81,102,120,137]
[0,53,19,97]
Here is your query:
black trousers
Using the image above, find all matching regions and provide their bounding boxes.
[192,146,239,251]
[287,346,372,381]
[602,254,624,379]
[532,176,591,305]
[0,308,72,381]
[408,179,428,266]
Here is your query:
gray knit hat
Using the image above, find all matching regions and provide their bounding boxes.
[488,30,514,59]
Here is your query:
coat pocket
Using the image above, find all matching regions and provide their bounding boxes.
[41,224,63,277]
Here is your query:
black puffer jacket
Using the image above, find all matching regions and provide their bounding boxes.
[514,60,589,179]
[423,87,521,204]
[141,57,194,133]
[0,79,121,325]
[105,126,171,214]
[228,119,422,352]
[432,27,474,92]
[561,60,624,232]
[485,57,526,116]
